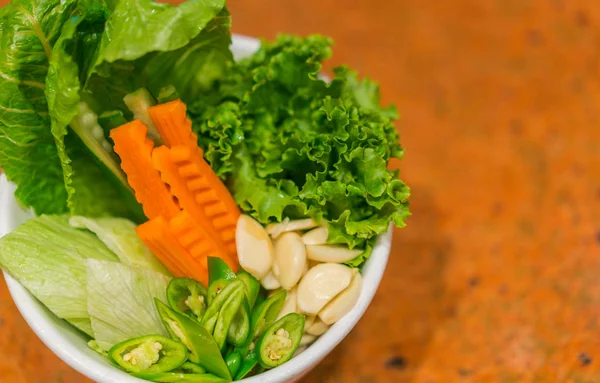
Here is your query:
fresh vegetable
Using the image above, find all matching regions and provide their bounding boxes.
[236,270,261,309]
[155,299,231,380]
[167,278,208,320]
[235,215,273,280]
[108,335,188,374]
[132,372,228,383]
[177,362,207,374]
[111,120,180,220]
[234,349,259,381]
[256,313,305,368]
[0,215,117,336]
[123,89,161,144]
[208,257,237,285]
[225,351,242,377]
[201,280,246,349]
[148,99,198,149]
[190,35,410,266]
[69,216,170,275]
[296,263,353,315]
[86,260,171,351]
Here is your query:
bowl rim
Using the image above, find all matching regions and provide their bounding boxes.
[0,34,393,383]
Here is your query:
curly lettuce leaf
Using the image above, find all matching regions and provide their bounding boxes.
[0,215,117,336]
[190,35,410,266]
[0,0,77,214]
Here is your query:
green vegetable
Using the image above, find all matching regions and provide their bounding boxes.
[177,362,206,374]
[98,110,128,132]
[227,299,250,347]
[157,85,180,104]
[123,88,160,143]
[167,278,208,320]
[190,35,410,266]
[234,349,258,380]
[88,340,108,357]
[225,351,242,377]
[86,260,171,351]
[155,299,231,380]
[208,257,237,286]
[0,0,78,215]
[236,270,260,309]
[69,216,170,275]
[256,313,305,368]
[0,215,117,336]
[201,280,246,351]
[132,372,228,383]
[108,335,187,374]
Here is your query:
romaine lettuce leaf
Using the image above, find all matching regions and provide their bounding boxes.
[0,215,117,336]
[69,216,170,275]
[86,259,170,351]
[0,0,76,214]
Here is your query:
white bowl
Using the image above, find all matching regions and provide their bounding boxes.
[0,35,393,383]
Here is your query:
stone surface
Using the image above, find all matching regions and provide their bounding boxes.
[1,0,599,382]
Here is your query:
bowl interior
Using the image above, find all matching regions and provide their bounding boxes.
[0,35,392,383]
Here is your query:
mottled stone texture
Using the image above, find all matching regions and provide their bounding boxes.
[1,0,599,381]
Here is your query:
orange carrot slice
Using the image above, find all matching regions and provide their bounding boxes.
[136,214,209,285]
[111,120,180,220]
[148,99,198,148]
[170,145,240,257]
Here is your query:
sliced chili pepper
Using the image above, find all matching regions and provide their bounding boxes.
[201,279,245,334]
[225,350,242,377]
[132,372,228,383]
[212,284,246,351]
[256,313,305,368]
[108,335,187,374]
[208,257,236,286]
[234,348,258,381]
[155,299,231,380]
[177,362,206,374]
[227,299,250,347]
[236,270,260,309]
[234,289,287,359]
[167,278,208,320]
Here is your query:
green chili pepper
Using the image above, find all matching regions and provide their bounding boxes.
[236,270,260,309]
[155,299,231,380]
[202,280,244,332]
[177,362,206,374]
[208,257,237,285]
[256,313,305,369]
[108,335,187,374]
[213,284,246,351]
[132,372,228,383]
[234,289,287,360]
[207,279,230,305]
[225,350,242,377]
[227,298,251,347]
[234,348,258,381]
[167,278,208,320]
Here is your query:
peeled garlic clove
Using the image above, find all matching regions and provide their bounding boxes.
[277,287,298,320]
[319,270,363,325]
[305,316,329,336]
[306,245,362,263]
[299,334,316,347]
[302,226,328,245]
[260,270,281,290]
[304,315,316,330]
[236,215,273,280]
[302,260,309,276]
[266,218,318,237]
[273,232,307,290]
[297,263,353,315]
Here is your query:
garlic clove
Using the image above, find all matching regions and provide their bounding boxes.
[305,316,329,336]
[306,244,362,263]
[273,232,307,290]
[302,226,328,245]
[299,334,316,347]
[296,263,353,315]
[236,215,273,280]
[266,218,318,238]
[277,287,298,320]
[260,270,281,290]
[318,270,363,325]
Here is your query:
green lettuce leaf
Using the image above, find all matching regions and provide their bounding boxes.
[0,215,117,336]
[0,0,77,214]
[86,259,170,351]
[190,35,410,265]
[69,216,170,275]
[45,4,145,222]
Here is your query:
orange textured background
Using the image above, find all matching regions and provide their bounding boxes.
[1,0,600,382]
